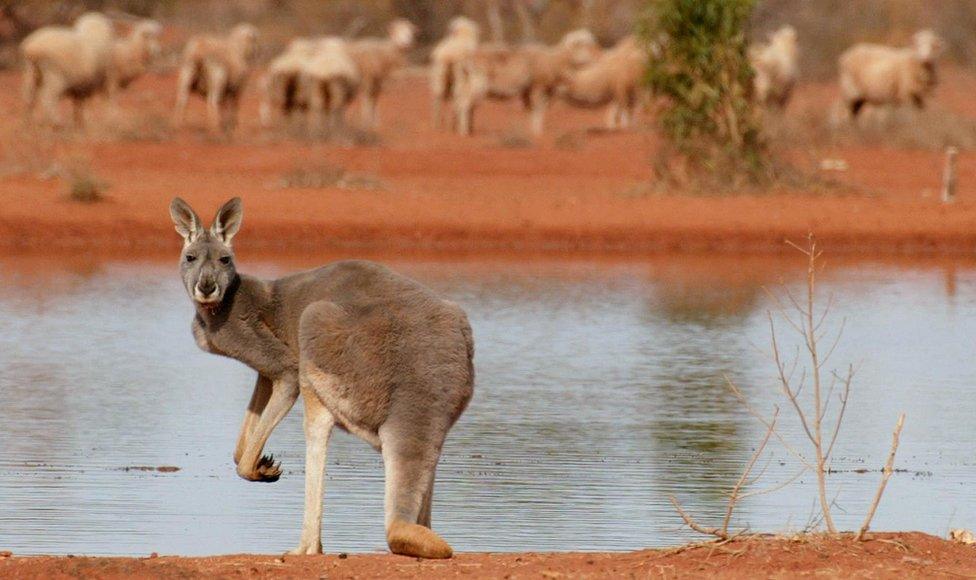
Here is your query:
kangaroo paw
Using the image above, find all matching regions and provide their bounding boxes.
[387,520,453,559]
[238,454,282,482]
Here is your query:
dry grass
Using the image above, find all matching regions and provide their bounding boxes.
[765,103,976,151]
[91,106,172,143]
[271,162,384,191]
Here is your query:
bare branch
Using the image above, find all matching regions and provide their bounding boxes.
[818,317,848,369]
[725,376,814,470]
[856,413,906,541]
[824,366,853,461]
[669,495,728,540]
[721,408,779,535]
[739,467,807,500]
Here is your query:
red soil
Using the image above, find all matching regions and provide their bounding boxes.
[1,533,973,579]
[1,68,976,255]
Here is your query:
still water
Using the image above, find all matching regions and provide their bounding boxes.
[0,252,973,556]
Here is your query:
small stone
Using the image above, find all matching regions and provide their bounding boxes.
[0,551,12,558]
[338,553,348,559]
[148,552,159,559]
[275,557,285,564]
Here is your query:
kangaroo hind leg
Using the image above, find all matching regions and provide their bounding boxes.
[380,425,452,559]
[291,386,335,555]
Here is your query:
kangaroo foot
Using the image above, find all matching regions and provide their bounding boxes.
[237,454,281,482]
[288,540,322,555]
[387,520,453,559]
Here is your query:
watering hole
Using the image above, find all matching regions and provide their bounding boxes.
[0,251,974,556]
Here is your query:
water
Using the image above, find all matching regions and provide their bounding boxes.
[0,252,974,556]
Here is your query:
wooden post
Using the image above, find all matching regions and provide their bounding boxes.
[941,146,958,203]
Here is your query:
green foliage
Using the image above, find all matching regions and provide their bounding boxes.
[643,0,769,187]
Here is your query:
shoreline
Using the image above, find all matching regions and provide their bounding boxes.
[2,532,973,578]
[2,216,976,256]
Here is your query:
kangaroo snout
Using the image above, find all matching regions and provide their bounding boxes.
[194,278,219,302]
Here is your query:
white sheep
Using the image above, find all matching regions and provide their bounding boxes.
[173,23,259,132]
[460,28,600,136]
[749,25,798,109]
[300,37,361,132]
[555,35,647,129]
[106,19,162,100]
[429,16,480,132]
[259,38,319,127]
[21,11,116,127]
[347,19,417,128]
[838,30,944,119]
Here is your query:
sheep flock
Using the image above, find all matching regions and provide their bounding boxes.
[19,12,946,137]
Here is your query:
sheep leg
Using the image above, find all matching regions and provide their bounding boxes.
[850,98,867,119]
[307,79,326,138]
[455,98,472,136]
[361,84,379,128]
[206,68,228,134]
[328,80,347,131]
[528,88,548,136]
[71,98,86,130]
[37,72,66,128]
[173,64,194,127]
[22,61,40,124]
[605,103,621,130]
[222,93,241,134]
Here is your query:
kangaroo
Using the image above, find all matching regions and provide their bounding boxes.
[168,197,474,559]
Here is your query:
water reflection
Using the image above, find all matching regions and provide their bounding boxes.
[0,252,974,555]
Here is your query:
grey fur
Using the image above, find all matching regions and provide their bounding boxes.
[169,197,474,557]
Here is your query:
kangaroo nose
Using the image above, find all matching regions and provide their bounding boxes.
[197,279,217,296]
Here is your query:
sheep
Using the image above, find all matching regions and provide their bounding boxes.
[838,29,944,119]
[346,19,417,128]
[173,23,259,132]
[21,11,116,127]
[429,16,480,132]
[106,19,162,100]
[555,35,647,129]
[258,37,319,127]
[457,28,601,136]
[749,25,798,109]
[300,37,361,133]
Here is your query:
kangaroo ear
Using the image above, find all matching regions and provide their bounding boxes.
[170,197,202,243]
[211,197,243,245]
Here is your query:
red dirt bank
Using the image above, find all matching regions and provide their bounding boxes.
[1,533,973,579]
[2,71,976,255]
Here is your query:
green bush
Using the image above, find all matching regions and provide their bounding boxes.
[643,0,769,188]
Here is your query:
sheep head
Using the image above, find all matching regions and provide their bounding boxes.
[231,23,260,62]
[133,19,163,60]
[561,28,600,68]
[389,19,417,50]
[448,16,480,43]
[913,29,944,64]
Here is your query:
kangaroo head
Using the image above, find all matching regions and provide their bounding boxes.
[169,197,243,307]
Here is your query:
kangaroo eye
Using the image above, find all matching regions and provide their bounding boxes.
[185,254,197,263]
[219,256,231,264]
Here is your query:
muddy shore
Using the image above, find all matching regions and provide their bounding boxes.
[2,533,973,579]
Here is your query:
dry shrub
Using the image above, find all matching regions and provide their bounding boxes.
[553,129,586,151]
[496,127,533,149]
[60,154,108,203]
